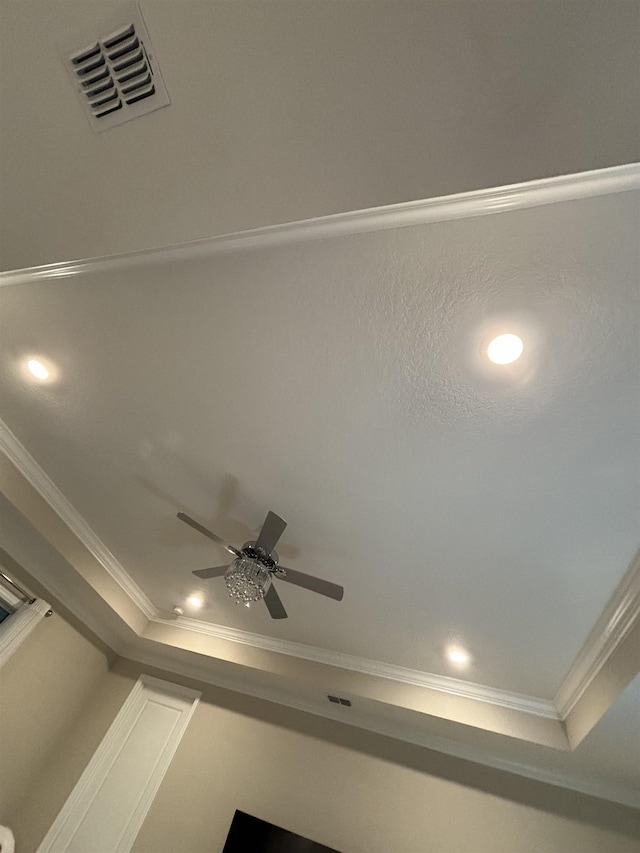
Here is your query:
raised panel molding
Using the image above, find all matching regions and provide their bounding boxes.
[36,675,200,853]
[1,164,638,287]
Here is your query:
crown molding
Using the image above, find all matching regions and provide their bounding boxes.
[120,645,639,809]
[554,550,640,720]
[0,419,158,620]
[3,415,637,728]
[154,613,558,719]
[0,418,554,719]
[1,164,638,286]
[0,416,557,721]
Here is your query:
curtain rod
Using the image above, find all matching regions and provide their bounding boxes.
[0,569,36,604]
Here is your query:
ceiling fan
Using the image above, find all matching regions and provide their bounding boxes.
[177,510,344,619]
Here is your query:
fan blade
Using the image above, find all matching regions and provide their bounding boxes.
[263,583,288,619]
[277,567,344,601]
[254,511,287,555]
[192,566,229,579]
[177,512,242,558]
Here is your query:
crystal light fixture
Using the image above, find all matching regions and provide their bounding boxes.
[225,557,272,604]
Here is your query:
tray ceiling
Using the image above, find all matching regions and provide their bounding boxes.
[1,186,638,702]
[1,0,639,808]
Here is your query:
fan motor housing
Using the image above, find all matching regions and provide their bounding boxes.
[241,542,279,571]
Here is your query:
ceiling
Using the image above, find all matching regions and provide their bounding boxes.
[0,0,639,808]
[0,0,638,270]
[1,189,639,699]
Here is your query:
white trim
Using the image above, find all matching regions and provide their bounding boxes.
[0,419,157,620]
[0,496,127,655]
[0,597,50,668]
[36,674,200,853]
[5,409,639,727]
[0,417,555,718]
[5,414,639,727]
[1,164,638,287]
[155,613,558,719]
[120,645,639,810]
[555,550,640,720]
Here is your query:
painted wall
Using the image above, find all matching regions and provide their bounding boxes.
[3,637,638,852]
[126,665,639,853]
[0,611,112,820]
[0,612,133,850]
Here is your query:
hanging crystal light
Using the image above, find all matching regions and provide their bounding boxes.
[225,557,271,604]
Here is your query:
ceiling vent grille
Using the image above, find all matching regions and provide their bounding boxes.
[327,695,352,707]
[66,7,169,132]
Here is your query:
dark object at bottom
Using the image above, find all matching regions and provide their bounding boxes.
[223,810,341,853]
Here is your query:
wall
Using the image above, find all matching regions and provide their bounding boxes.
[0,611,131,848]
[3,640,638,852]
[124,664,639,853]
[0,611,107,818]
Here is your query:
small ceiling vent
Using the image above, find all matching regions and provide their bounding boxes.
[327,695,352,707]
[66,6,169,132]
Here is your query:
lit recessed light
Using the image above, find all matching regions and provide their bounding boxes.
[186,595,203,608]
[447,647,471,666]
[27,358,50,380]
[487,334,523,365]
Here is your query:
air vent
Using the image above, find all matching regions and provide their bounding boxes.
[66,6,169,132]
[327,695,351,707]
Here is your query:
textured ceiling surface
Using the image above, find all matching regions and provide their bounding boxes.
[1,190,638,699]
[0,0,638,270]
[1,0,639,804]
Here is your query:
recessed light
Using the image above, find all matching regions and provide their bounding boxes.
[447,647,471,666]
[186,595,203,608]
[27,358,50,380]
[487,334,523,365]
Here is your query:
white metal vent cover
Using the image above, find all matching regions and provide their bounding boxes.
[65,5,169,132]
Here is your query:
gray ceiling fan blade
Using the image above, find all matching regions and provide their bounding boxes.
[191,566,229,579]
[177,512,242,558]
[263,583,288,619]
[254,510,287,555]
[277,567,344,601]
